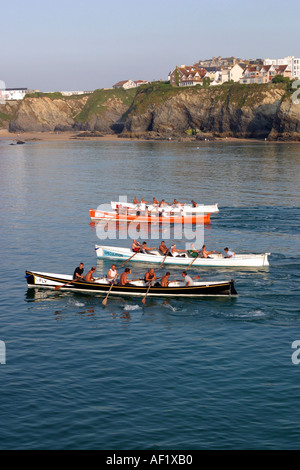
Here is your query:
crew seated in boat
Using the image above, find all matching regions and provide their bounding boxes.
[85,267,97,282]
[140,241,157,254]
[159,241,169,256]
[160,272,170,287]
[133,196,139,204]
[119,268,131,286]
[153,197,159,205]
[224,247,235,258]
[107,264,118,283]
[170,244,188,257]
[144,268,160,287]
[132,239,142,252]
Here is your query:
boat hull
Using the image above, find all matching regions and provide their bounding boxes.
[95,245,270,267]
[25,271,238,297]
[89,209,211,224]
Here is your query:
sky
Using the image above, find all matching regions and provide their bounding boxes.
[1,0,300,91]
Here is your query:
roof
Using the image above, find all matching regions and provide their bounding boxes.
[113,80,131,87]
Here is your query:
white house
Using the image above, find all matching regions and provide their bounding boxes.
[0,87,28,100]
[112,79,148,90]
[228,63,244,82]
[264,56,300,79]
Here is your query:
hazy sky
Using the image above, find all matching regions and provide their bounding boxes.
[1,0,299,91]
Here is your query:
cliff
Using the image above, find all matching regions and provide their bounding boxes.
[1,83,299,141]
[122,82,300,141]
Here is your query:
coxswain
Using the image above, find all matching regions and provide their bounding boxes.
[85,267,97,282]
[224,247,235,258]
[73,262,84,280]
[182,270,196,286]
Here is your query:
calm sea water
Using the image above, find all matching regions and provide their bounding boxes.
[0,138,299,450]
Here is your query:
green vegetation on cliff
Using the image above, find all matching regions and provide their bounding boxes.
[75,87,137,123]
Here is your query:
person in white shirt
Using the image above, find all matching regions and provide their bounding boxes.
[107,264,118,283]
[182,271,194,286]
[170,243,187,257]
[224,247,235,258]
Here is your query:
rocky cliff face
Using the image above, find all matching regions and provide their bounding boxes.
[122,83,300,141]
[9,96,87,132]
[2,83,300,140]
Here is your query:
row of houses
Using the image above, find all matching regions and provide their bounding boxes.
[169,58,299,87]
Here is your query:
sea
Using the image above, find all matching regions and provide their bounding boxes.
[0,137,299,451]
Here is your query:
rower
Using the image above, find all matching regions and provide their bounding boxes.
[140,241,157,254]
[119,268,131,286]
[144,268,158,285]
[73,262,84,280]
[201,244,215,259]
[133,196,139,204]
[132,239,141,252]
[160,272,170,287]
[170,243,188,257]
[159,199,167,207]
[107,264,118,283]
[85,267,97,282]
[159,241,169,256]
[153,197,159,205]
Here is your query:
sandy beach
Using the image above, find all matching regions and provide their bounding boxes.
[0,129,128,142]
[0,129,298,144]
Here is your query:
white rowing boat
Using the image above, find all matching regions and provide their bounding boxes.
[95,245,270,267]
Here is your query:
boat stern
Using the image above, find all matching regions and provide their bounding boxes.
[230,279,238,296]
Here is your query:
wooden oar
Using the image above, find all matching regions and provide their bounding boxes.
[102,275,118,306]
[54,278,80,291]
[158,248,170,270]
[118,250,139,268]
[186,252,200,269]
[142,281,153,305]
